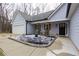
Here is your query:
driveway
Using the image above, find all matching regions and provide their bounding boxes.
[0,33,79,56]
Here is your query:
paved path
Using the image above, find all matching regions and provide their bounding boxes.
[0,34,79,56]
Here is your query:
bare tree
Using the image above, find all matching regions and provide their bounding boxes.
[31,3,47,15]
[18,3,33,15]
[0,3,15,33]
[0,3,5,32]
[28,3,32,15]
[23,3,28,14]
[41,3,47,13]
[5,3,15,33]
[34,6,40,15]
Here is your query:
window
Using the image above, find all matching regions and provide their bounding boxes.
[44,23,51,30]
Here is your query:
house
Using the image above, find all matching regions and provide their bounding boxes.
[12,3,79,50]
[12,9,54,34]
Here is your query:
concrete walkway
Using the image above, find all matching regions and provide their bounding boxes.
[0,34,79,56]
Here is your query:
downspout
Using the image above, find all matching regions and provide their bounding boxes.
[26,20,27,35]
[66,3,71,37]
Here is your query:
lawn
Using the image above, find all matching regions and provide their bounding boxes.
[0,48,5,56]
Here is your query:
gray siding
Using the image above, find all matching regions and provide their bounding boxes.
[12,14,26,34]
[27,22,35,34]
[49,21,69,36]
[49,4,67,21]
[40,21,69,36]
[49,23,59,35]
[70,6,79,49]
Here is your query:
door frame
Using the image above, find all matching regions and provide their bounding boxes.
[59,23,66,36]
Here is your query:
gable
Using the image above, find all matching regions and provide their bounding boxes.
[12,10,28,24]
[12,13,26,25]
[49,4,68,21]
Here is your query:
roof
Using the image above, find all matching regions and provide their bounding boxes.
[12,3,79,24]
[31,18,69,24]
[30,10,54,21]
[12,3,63,22]
[30,3,64,21]
[12,9,54,22]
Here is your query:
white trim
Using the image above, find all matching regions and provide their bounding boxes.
[31,18,69,24]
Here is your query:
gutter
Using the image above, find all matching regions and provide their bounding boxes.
[25,20,27,35]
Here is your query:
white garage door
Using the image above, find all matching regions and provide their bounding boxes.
[13,24,26,34]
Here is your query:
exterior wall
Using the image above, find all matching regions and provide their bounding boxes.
[49,23,59,36]
[40,21,69,37]
[49,4,67,21]
[41,23,44,32]
[70,6,79,49]
[12,14,26,34]
[27,22,35,34]
[49,21,69,37]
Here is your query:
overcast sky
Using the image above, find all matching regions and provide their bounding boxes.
[6,3,60,19]
[17,3,60,11]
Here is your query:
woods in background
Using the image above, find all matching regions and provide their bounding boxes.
[0,3,15,33]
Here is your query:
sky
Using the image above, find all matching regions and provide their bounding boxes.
[17,3,60,12]
[15,3,60,16]
[5,3,60,19]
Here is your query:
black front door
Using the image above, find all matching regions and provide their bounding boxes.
[59,23,65,35]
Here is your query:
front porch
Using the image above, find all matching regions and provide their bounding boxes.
[32,20,70,37]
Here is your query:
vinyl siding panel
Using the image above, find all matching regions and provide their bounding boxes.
[70,6,79,49]
[49,23,59,35]
[27,22,35,34]
[49,21,69,36]
[12,14,26,34]
[49,4,67,21]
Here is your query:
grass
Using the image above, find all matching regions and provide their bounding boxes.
[0,48,5,56]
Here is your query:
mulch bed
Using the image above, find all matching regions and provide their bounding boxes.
[8,35,57,48]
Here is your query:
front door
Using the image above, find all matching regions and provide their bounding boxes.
[59,23,65,35]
